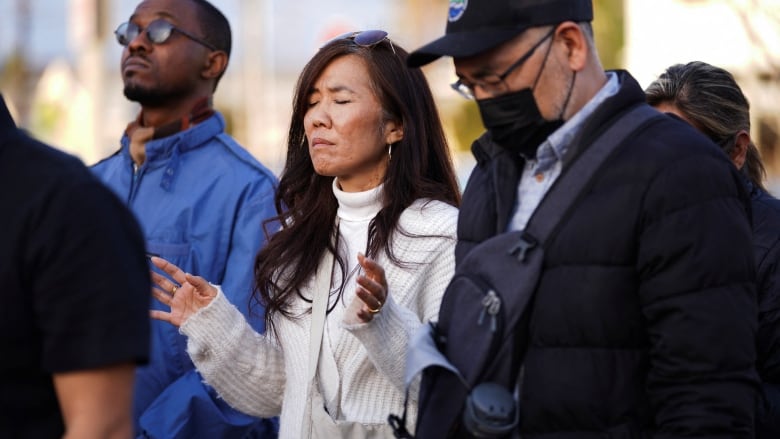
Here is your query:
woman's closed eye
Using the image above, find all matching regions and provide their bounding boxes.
[306,97,351,107]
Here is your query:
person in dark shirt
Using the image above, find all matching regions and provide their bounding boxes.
[0,94,150,438]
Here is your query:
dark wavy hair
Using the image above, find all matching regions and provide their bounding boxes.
[645,61,767,191]
[253,33,460,334]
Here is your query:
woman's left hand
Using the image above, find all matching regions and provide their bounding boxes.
[346,253,388,324]
[149,256,218,328]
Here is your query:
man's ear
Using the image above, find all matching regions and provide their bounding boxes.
[731,129,750,170]
[202,51,228,81]
[384,120,403,145]
[554,21,587,72]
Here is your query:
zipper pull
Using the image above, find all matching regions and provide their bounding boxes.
[477,290,501,332]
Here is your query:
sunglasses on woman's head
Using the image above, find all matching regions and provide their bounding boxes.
[325,30,395,54]
[114,19,216,51]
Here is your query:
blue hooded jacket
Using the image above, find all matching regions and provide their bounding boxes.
[92,112,279,438]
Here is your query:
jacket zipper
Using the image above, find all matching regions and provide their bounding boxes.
[129,161,142,203]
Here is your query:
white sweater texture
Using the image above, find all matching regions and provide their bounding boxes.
[180,184,458,438]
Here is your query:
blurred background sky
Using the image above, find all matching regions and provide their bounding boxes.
[0,0,401,72]
[1,0,779,192]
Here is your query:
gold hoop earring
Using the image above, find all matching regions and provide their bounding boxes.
[387,143,392,162]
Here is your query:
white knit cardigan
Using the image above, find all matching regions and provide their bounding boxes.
[180,197,458,438]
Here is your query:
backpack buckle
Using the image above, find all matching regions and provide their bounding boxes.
[509,233,537,263]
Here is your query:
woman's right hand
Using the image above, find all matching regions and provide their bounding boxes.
[149,256,217,328]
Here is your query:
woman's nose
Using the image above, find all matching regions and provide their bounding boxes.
[307,105,330,128]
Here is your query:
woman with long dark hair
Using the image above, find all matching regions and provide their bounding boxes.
[149,30,460,438]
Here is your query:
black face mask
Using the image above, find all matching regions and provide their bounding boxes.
[476,87,563,158]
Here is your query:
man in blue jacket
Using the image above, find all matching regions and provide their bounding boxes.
[92,0,278,437]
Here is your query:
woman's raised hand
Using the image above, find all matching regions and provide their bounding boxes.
[345,253,388,324]
[149,256,218,327]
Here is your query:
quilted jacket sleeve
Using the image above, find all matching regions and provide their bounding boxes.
[637,152,759,438]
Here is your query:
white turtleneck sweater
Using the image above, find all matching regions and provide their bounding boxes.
[180,181,458,438]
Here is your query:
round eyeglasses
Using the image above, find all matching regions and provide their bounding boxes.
[114,19,216,51]
[450,28,555,100]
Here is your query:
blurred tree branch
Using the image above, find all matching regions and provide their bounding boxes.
[728,0,780,79]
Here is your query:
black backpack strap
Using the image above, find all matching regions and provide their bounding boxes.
[523,103,661,247]
[481,103,661,435]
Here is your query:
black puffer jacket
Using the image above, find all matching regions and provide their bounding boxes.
[456,71,759,438]
[750,181,780,383]
[750,180,780,438]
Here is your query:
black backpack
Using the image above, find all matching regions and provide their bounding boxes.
[390,104,660,439]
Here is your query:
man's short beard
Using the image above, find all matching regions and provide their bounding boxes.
[123,83,190,108]
[123,84,169,108]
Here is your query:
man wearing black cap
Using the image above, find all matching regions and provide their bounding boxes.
[409,0,759,436]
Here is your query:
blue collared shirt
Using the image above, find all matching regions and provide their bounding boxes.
[507,71,620,231]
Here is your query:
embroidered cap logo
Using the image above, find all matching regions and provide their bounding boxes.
[448,0,468,22]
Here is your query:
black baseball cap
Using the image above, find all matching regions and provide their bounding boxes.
[408,0,593,67]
